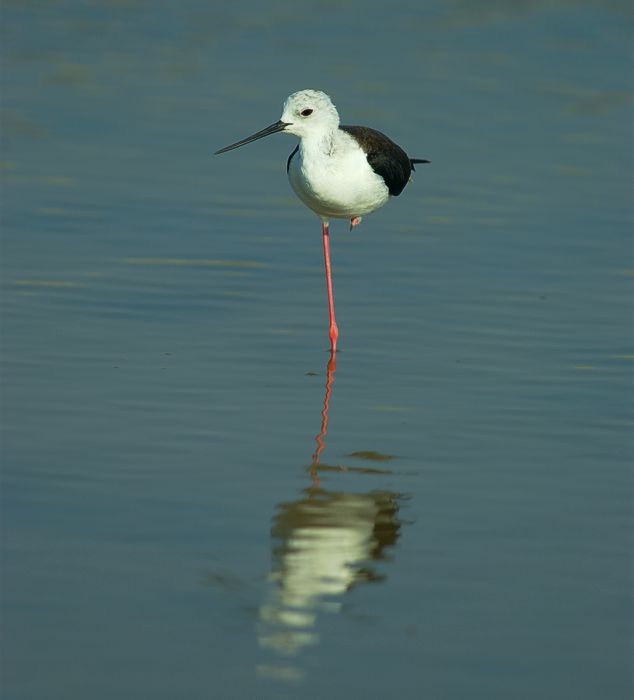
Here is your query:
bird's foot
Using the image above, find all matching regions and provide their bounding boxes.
[349,217,363,231]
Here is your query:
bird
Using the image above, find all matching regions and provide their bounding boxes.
[215,89,429,355]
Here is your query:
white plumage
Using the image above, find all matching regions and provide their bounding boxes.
[282,91,390,220]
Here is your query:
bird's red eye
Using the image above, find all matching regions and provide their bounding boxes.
[301,108,313,117]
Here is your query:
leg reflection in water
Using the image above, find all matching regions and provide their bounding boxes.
[310,352,337,486]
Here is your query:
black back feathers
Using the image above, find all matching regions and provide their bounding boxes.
[341,125,428,196]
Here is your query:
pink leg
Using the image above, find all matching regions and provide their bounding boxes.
[322,221,339,353]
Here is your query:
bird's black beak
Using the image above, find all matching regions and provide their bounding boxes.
[214,120,291,155]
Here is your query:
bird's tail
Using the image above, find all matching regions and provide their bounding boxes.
[410,159,430,171]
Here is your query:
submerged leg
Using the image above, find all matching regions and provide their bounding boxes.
[322,221,339,353]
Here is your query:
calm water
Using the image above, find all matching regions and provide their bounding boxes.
[2,1,632,698]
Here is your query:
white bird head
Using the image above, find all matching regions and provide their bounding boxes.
[280,90,340,137]
[215,89,339,155]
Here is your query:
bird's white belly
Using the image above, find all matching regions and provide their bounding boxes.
[288,148,390,220]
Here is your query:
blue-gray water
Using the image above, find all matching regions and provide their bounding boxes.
[1,1,632,698]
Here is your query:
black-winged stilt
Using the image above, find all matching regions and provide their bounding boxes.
[215,89,429,355]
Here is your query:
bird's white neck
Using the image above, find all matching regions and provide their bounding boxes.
[298,126,344,160]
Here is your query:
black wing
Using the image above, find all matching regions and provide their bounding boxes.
[340,125,428,196]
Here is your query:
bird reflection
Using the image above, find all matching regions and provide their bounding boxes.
[257,352,403,682]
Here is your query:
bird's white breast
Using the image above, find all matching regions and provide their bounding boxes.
[287,130,390,221]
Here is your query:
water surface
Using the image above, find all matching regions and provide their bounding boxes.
[2,1,632,698]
